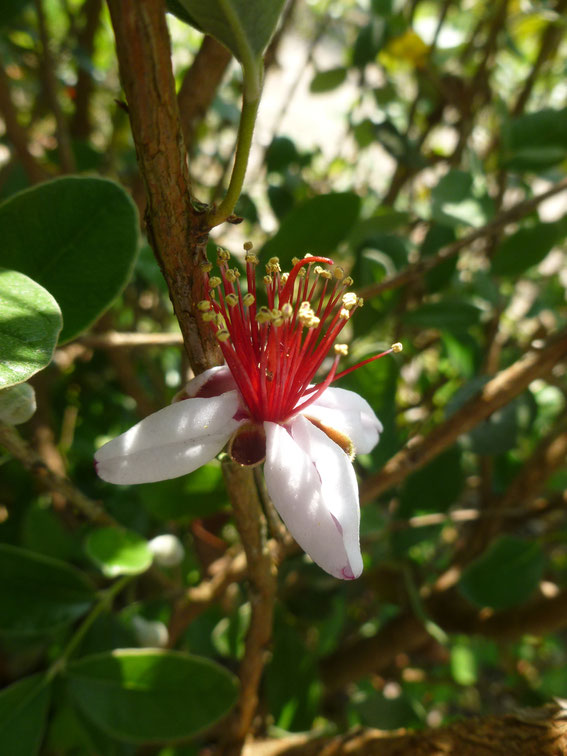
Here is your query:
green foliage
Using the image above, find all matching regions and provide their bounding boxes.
[0,545,95,636]
[500,108,567,172]
[0,268,62,389]
[66,650,239,743]
[0,178,139,343]
[85,528,153,578]
[0,674,51,756]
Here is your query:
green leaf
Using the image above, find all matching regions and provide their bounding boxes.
[261,192,361,269]
[431,170,493,228]
[402,300,484,332]
[500,108,567,171]
[0,544,95,636]
[450,643,477,686]
[0,177,139,343]
[459,536,545,610]
[169,0,285,61]
[309,67,348,93]
[399,446,464,515]
[85,528,153,578]
[0,268,62,389]
[491,221,564,276]
[67,649,239,744]
[0,674,51,756]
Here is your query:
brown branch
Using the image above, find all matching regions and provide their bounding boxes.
[361,328,567,502]
[219,462,277,756]
[0,58,47,184]
[177,35,232,153]
[357,177,567,301]
[34,0,76,173]
[0,421,114,526]
[106,0,221,374]
[77,330,184,348]
[70,0,104,139]
[243,703,567,756]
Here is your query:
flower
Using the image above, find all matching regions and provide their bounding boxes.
[95,247,400,580]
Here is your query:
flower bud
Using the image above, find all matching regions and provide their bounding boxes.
[131,615,169,648]
[0,383,36,425]
[148,534,185,567]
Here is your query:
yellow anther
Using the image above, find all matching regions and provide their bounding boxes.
[297,268,306,278]
[232,267,241,278]
[343,276,353,287]
[264,275,272,286]
[342,292,358,310]
[209,276,221,288]
[339,308,350,320]
[334,343,349,356]
[217,247,231,262]
[225,269,237,283]
[255,307,271,324]
[225,293,238,307]
[242,293,255,307]
[281,303,293,318]
[319,269,332,280]
[391,342,403,353]
[280,272,289,285]
[215,313,226,328]
[272,317,284,327]
[291,257,301,266]
[200,262,213,273]
[201,311,216,322]
[197,300,211,312]
[303,253,313,259]
[243,241,254,251]
[314,266,324,275]
[334,266,345,280]
[216,330,230,342]
[357,297,364,308]
[245,252,259,265]
[271,308,282,319]
[268,256,280,267]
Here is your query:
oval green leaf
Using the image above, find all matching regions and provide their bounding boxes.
[0,177,138,343]
[0,268,62,389]
[459,536,545,611]
[67,649,239,743]
[310,67,348,93]
[402,300,484,332]
[261,192,361,269]
[169,0,285,61]
[0,674,51,756]
[85,527,153,577]
[0,544,95,636]
[491,221,564,277]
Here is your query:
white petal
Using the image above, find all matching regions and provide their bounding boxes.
[303,386,383,455]
[95,391,242,484]
[264,417,362,580]
[182,365,238,399]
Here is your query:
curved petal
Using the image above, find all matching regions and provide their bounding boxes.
[264,417,362,580]
[304,386,383,455]
[176,365,238,401]
[95,391,243,485]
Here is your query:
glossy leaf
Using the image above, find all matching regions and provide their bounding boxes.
[491,221,565,277]
[459,536,545,610]
[500,108,567,171]
[0,544,95,636]
[67,649,239,743]
[261,192,361,268]
[0,268,62,389]
[0,674,51,756]
[0,382,36,424]
[402,300,484,332]
[169,0,285,61]
[85,528,153,578]
[310,67,347,93]
[0,177,138,343]
[431,170,493,228]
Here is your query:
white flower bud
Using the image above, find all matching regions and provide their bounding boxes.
[131,615,169,648]
[0,383,36,425]
[148,534,185,567]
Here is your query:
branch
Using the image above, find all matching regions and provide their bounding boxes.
[357,177,567,301]
[106,0,221,374]
[177,35,232,153]
[77,331,184,348]
[70,0,104,139]
[242,703,567,756]
[0,421,114,526]
[219,462,277,755]
[360,328,567,502]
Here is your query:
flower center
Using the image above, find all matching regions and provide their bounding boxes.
[199,245,401,424]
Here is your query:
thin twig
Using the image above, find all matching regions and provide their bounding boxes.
[357,177,567,301]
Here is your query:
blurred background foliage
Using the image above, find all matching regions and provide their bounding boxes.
[0,0,566,753]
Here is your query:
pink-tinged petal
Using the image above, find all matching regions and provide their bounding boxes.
[178,365,237,400]
[95,391,243,485]
[304,386,383,455]
[264,417,362,580]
